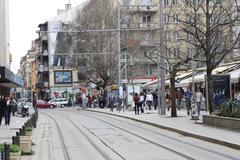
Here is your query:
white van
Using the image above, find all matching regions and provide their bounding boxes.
[48,98,68,107]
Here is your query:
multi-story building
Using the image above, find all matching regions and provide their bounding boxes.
[0,0,23,95]
[120,0,160,84]
[20,40,38,97]
[35,3,86,99]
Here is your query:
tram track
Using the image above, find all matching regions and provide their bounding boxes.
[41,110,124,160]
[83,111,239,160]
[40,111,71,160]
[64,110,197,160]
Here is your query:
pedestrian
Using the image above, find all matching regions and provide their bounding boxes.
[99,94,104,108]
[196,88,203,116]
[139,92,144,113]
[109,93,115,112]
[152,92,158,110]
[176,88,183,110]
[5,97,12,125]
[146,92,153,110]
[133,93,140,115]
[183,87,192,116]
[77,95,82,111]
[166,89,171,111]
[0,95,6,126]
[82,92,87,110]
[87,94,92,108]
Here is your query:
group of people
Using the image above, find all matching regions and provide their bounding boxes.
[133,91,158,115]
[0,96,17,126]
[166,87,204,116]
[133,87,204,116]
[75,93,106,110]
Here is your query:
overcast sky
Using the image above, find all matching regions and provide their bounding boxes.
[9,0,86,73]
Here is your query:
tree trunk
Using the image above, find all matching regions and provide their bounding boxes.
[206,68,214,114]
[170,72,177,117]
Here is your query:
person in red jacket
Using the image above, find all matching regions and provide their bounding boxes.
[133,93,140,115]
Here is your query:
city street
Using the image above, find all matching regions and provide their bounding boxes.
[24,108,240,160]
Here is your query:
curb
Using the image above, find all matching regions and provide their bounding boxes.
[87,109,240,150]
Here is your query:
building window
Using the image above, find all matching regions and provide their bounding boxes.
[173,48,180,57]
[142,15,152,23]
[172,0,178,6]
[141,0,153,5]
[164,0,169,6]
[173,14,179,23]
[173,31,180,40]
[164,14,170,23]
[147,65,154,75]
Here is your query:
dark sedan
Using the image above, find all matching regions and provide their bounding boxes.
[36,100,57,109]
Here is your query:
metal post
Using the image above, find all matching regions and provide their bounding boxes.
[157,55,161,115]
[125,52,128,112]
[117,1,122,106]
[159,0,166,115]
[191,51,195,95]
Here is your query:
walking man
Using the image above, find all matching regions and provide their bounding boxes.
[184,87,192,116]
[196,88,203,116]
[146,92,153,110]
[109,93,115,112]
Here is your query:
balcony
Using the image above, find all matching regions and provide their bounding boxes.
[121,23,158,29]
[140,40,159,46]
[123,5,157,13]
[37,65,49,72]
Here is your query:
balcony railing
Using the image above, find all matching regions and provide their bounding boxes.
[121,23,158,29]
[140,40,159,46]
[123,5,157,12]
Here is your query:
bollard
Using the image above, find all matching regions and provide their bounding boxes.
[16,132,20,146]
[4,143,10,160]
[22,126,26,136]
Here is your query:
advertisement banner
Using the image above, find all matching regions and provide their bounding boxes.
[212,75,231,110]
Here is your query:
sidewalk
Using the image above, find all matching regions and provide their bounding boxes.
[0,115,29,144]
[87,108,240,150]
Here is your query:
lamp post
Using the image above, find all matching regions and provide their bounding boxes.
[117,0,122,103]
[159,0,166,115]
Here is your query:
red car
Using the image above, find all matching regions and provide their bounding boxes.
[36,100,56,109]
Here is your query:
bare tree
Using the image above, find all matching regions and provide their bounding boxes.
[72,0,118,91]
[180,0,240,113]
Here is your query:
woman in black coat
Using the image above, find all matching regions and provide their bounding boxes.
[5,97,12,125]
[0,95,6,126]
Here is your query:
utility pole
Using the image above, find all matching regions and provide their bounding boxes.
[117,1,122,108]
[159,0,166,115]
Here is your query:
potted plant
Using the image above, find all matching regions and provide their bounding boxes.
[25,127,33,136]
[0,144,4,151]
[10,144,21,160]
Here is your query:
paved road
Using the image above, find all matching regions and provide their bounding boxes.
[26,109,240,160]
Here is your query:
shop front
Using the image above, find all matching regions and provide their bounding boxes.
[0,67,24,95]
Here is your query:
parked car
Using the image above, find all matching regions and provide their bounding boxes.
[48,98,69,107]
[36,100,57,109]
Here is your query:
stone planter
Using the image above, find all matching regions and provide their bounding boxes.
[25,130,32,136]
[10,151,21,160]
[20,136,32,153]
[203,115,240,130]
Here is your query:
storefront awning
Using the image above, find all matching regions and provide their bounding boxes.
[0,67,24,88]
